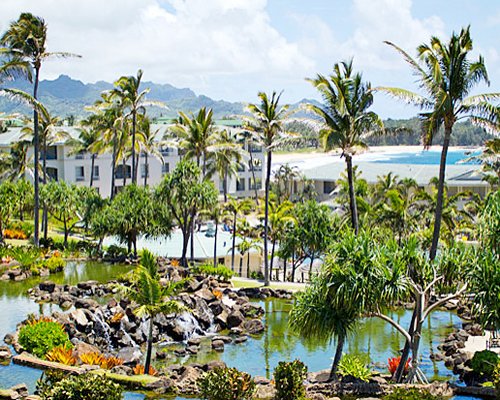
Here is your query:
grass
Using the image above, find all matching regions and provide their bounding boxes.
[90,370,160,389]
[275,147,319,155]
[231,277,305,292]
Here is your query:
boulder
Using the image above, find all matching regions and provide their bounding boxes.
[70,309,89,329]
[187,337,202,346]
[0,346,12,363]
[74,298,100,311]
[243,319,265,334]
[211,340,224,351]
[110,365,133,376]
[194,288,216,302]
[227,311,245,328]
[212,335,232,344]
[117,347,142,365]
[186,346,199,354]
[177,366,203,393]
[72,341,101,358]
[145,377,176,394]
[77,280,99,291]
[234,336,248,344]
[39,280,56,293]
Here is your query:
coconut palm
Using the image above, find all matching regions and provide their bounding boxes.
[206,128,245,201]
[224,197,254,272]
[272,164,300,202]
[463,138,500,188]
[0,139,35,181]
[111,70,164,184]
[306,60,384,235]
[239,129,260,203]
[137,117,163,187]
[169,108,218,177]
[116,250,186,374]
[245,91,295,285]
[0,12,79,246]
[378,26,500,260]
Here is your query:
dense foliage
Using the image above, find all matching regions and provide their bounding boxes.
[337,354,373,382]
[470,350,499,378]
[18,319,72,358]
[382,388,444,400]
[198,367,256,400]
[36,371,123,400]
[274,359,308,400]
[192,263,235,281]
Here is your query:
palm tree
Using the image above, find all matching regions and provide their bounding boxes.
[265,199,295,273]
[0,12,79,246]
[239,129,260,203]
[67,125,100,187]
[224,197,254,272]
[111,70,163,184]
[137,117,163,187]
[116,250,186,374]
[306,60,384,235]
[0,139,34,181]
[272,164,300,202]
[245,92,294,285]
[206,128,245,201]
[378,26,500,260]
[462,138,500,188]
[169,107,218,177]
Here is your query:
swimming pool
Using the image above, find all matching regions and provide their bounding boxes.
[369,149,481,165]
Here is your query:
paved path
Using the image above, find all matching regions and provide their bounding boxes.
[462,330,500,355]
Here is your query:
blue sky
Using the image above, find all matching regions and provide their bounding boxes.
[1,0,499,118]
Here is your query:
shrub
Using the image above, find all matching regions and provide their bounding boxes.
[383,387,444,400]
[471,350,500,378]
[494,362,500,399]
[387,356,411,376]
[3,228,28,240]
[45,345,76,366]
[43,255,66,273]
[274,359,308,400]
[192,263,235,281]
[100,355,124,370]
[132,364,158,376]
[10,246,42,271]
[104,244,128,259]
[36,372,123,400]
[198,367,256,400]
[337,354,373,382]
[8,221,34,239]
[18,319,72,358]
[79,352,104,366]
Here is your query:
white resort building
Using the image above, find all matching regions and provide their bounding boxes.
[0,120,265,199]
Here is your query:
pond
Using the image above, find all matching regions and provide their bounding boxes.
[0,261,482,400]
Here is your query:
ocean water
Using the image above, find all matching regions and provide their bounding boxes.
[371,149,481,165]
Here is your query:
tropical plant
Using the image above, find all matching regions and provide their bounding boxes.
[36,372,123,400]
[470,350,499,379]
[0,180,16,242]
[67,125,100,187]
[378,26,500,260]
[224,197,254,272]
[244,91,295,285]
[137,116,163,187]
[156,160,218,266]
[337,354,373,382]
[45,345,76,366]
[479,190,500,255]
[306,60,384,235]
[388,356,411,377]
[132,363,159,376]
[0,12,79,246]
[191,263,235,282]
[18,319,72,358]
[274,359,308,400]
[198,367,256,400]
[115,250,186,374]
[383,388,444,400]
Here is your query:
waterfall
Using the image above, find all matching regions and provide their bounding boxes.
[175,312,204,341]
[93,309,112,348]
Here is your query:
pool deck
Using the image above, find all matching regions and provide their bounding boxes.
[462,330,500,355]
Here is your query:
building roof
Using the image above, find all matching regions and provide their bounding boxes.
[302,161,488,187]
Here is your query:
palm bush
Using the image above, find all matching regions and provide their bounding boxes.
[274,359,308,400]
[198,367,256,400]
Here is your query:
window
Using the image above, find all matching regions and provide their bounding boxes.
[236,177,245,191]
[141,164,149,178]
[249,160,262,171]
[249,177,262,191]
[161,147,174,156]
[162,163,170,175]
[249,144,262,153]
[115,164,131,179]
[323,181,335,195]
[45,146,57,160]
[75,166,85,182]
[47,167,58,181]
[75,151,85,160]
[93,166,100,181]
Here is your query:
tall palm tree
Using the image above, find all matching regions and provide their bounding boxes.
[224,197,254,272]
[378,26,500,260]
[206,128,245,201]
[0,12,79,246]
[137,117,163,187]
[67,125,100,187]
[245,92,294,285]
[0,139,35,181]
[462,138,500,188]
[111,70,164,184]
[306,60,384,235]
[116,250,186,374]
[169,107,218,177]
[239,129,260,203]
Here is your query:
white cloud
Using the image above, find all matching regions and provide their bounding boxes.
[0,0,314,100]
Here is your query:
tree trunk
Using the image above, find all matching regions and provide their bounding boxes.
[133,232,137,258]
[190,212,195,263]
[213,217,218,268]
[0,219,4,243]
[247,251,251,278]
[33,66,40,247]
[345,155,359,235]
[42,136,48,242]
[223,166,228,202]
[181,227,189,267]
[249,144,259,204]
[110,130,117,199]
[63,219,68,247]
[329,334,345,380]
[429,128,452,261]
[263,150,272,286]
[144,316,154,375]
[270,238,276,280]
[131,110,137,184]
[144,153,148,187]
[90,153,95,188]
[309,253,315,281]
[231,213,237,271]
[283,257,287,282]
[239,254,243,276]
[122,158,127,187]
[394,307,417,382]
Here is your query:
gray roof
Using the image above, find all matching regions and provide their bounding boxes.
[302,161,487,187]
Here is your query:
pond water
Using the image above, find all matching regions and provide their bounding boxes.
[0,261,483,400]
